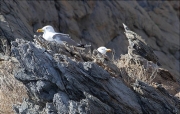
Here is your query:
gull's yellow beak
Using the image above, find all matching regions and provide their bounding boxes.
[106,49,112,52]
[36,29,44,32]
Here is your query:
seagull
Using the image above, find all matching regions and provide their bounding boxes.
[122,23,160,65]
[36,25,90,48]
[97,46,112,55]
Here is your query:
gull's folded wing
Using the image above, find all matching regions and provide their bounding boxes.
[52,33,77,46]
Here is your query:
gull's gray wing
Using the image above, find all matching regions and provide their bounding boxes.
[52,33,78,46]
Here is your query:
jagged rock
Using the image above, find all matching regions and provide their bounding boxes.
[0,1,179,113]
[132,80,179,114]
[13,98,44,114]
[123,23,160,65]
[53,92,114,114]
[11,38,140,113]
[11,38,179,114]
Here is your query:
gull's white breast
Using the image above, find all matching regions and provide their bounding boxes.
[43,32,55,41]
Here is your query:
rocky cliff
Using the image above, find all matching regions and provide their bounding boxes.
[10,36,180,113]
[0,0,179,114]
[1,0,179,77]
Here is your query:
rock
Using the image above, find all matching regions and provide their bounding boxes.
[0,57,28,114]
[53,92,114,114]
[132,80,179,114]
[11,38,179,114]
[174,50,180,60]
[0,1,179,113]
[123,23,160,65]
[1,1,179,78]
[13,98,44,114]
[11,38,141,113]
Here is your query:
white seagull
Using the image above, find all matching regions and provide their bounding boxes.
[97,46,112,55]
[37,25,88,47]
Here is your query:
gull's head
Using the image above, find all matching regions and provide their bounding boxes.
[36,25,55,33]
[97,46,112,55]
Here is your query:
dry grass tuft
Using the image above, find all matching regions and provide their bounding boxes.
[114,54,159,86]
[0,59,28,114]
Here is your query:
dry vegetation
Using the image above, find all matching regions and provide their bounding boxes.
[0,59,28,114]
[113,54,180,98]
[115,54,159,86]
